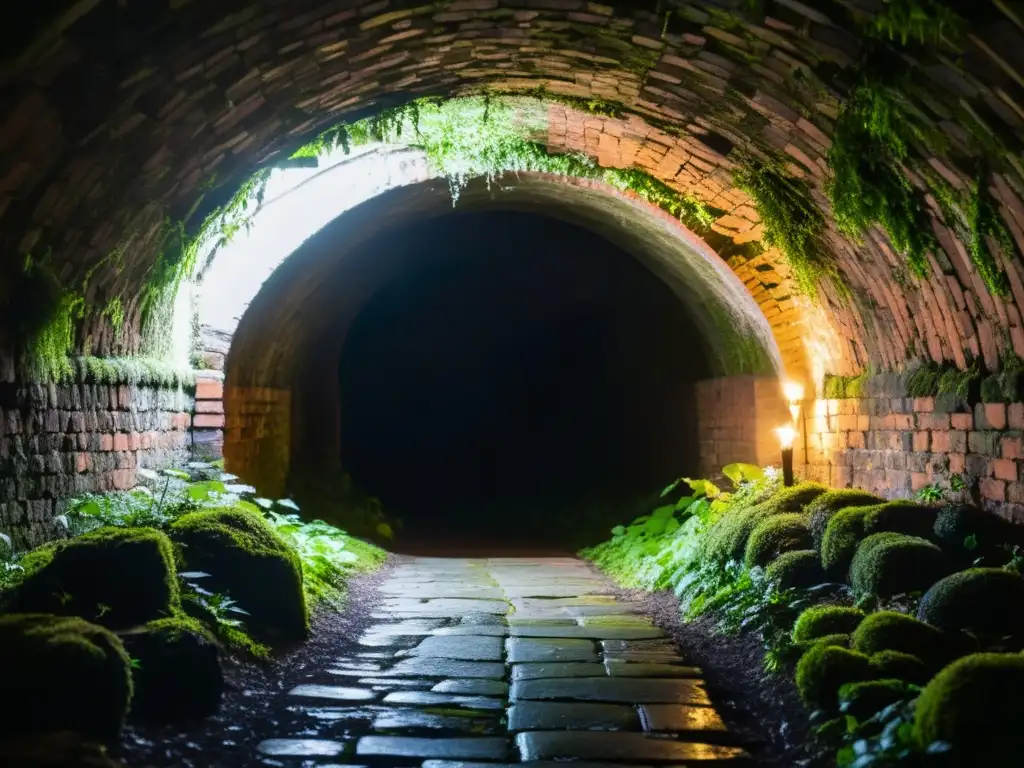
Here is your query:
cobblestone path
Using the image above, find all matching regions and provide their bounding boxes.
[256,557,749,766]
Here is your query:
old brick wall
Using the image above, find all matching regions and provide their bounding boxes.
[0,381,192,548]
[800,391,1024,524]
[223,385,291,498]
[695,375,790,479]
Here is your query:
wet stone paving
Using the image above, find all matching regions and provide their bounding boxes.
[256,557,749,766]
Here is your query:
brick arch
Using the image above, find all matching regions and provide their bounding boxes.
[223,172,790,495]
[3,0,1024,392]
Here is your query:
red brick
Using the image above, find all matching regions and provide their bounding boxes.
[981,477,1006,502]
[913,397,935,413]
[195,379,224,400]
[1009,482,1024,505]
[194,413,226,429]
[100,433,114,451]
[1003,436,1024,459]
[994,458,1019,482]
[112,469,134,490]
[128,432,141,451]
[950,412,973,430]
[984,402,1008,430]
[113,433,129,451]
[919,413,951,430]
[195,400,224,414]
[949,453,966,474]
[912,431,930,452]
[911,472,930,491]
[857,415,870,431]
[930,430,950,453]
[75,453,90,474]
[893,414,913,429]
[848,431,865,449]
[1009,403,1024,429]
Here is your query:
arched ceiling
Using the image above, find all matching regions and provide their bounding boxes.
[2,1,1024,385]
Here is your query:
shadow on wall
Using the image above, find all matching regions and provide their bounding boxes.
[332,210,713,548]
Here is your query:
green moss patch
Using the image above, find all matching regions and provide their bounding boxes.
[744,513,813,569]
[852,611,946,659]
[914,653,1024,765]
[849,533,949,597]
[863,501,939,540]
[838,678,913,721]
[764,549,826,590]
[807,490,885,550]
[120,616,223,723]
[869,650,929,685]
[820,505,879,579]
[170,506,307,643]
[795,644,874,711]
[0,613,132,742]
[917,568,1024,637]
[793,605,866,642]
[10,527,179,628]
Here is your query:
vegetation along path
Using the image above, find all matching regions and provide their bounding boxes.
[255,556,748,766]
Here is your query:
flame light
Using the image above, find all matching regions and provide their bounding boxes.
[775,425,797,450]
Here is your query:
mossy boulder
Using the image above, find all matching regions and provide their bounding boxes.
[807,490,885,550]
[795,644,875,711]
[0,614,132,743]
[764,549,826,590]
[851,611,946,658]
[170,506,307,643]
[849,533,949,597]
[820,505,878,579]
[914,653,1024,766]
[744,513,813,569]
[838,678,912,721]
[917,568,1024,638]
[120,616,224,723]
[792,605,866,642]
[933,504,1009,560]
[863,501,939,540]
[869,651,929,685]
[9,527,179,628]
[704,482,826,564]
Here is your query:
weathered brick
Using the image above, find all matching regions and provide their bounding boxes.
[912,430,930,452]
[994,458,1019,482]
[195,379,225,400]
[950,412,973,430]
[981,477,1007,502]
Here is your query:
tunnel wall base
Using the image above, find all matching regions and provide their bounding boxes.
[223,385,291,499]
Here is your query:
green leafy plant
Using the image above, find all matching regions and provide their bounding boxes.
[869,0,965,46]
[915,485,943,504]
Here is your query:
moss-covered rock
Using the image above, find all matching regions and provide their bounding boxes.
[863,501,939,540]
[917,568,1024,637]
[9,527,179,628]
[704,482,826,564]
[869,650,929,685]
[849,533,949,597]
[744,513,813,569]
[764,549,826,590]
[933,504,1006,558]
[795,644,875,711]
[792,605,866,642]
[170,506,307,643]
[120,616,223,723]
[914,653,1024,765]
[838,678,912,721]
[807,489,885,550]
[820,505,878,579]
[0,614,132,743]
[851,611,946,658]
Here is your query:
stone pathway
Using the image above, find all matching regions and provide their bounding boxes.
[256,557,749,766]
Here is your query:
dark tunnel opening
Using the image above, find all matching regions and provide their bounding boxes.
[337,210,713,548]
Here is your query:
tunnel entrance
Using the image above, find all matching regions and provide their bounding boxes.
[337,210,712,548]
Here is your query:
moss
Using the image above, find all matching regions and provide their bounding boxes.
[849,533,949,597]
[914,653,1024,764]
[820,505,878,579]
[10,527,179,628]
[933,505,1007,557]
[744,513,813,568]
[764,549,826,590]
[170,506,307,643]
[869,650,929,685]
[868,0,965,46]
[917,568,1024,637]
[121,616,223,723]
[839,678,913,722]
[807,490,885,549]
[793,605,867,642]
[795,644,875,711]
[813,633,852,650]
[0,613,132,742]
[705,482,826,564]
[73,356,195,388]
[863,501,938,540]
[852,610,946,658]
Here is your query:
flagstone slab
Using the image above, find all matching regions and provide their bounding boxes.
[356,736,509,759]
[433,679,509,696]
[511,662,608,681]
[405,634,504,661]
[604,661,702,678]
[639,704,731,735]
[288,684,377,701]
[382,691,504,710]
[517,732,749,762]
[511,677,712,705]
[379,598,510,615]
[257,738,348,757]
[431,625,509,637]
[508,701,639,731]
[372,709,498,731]
[510,625,666,640]
[602,639,686,662]
[506,637,598,663]
[385,658,506,679]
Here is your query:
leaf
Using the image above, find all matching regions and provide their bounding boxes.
[664,518,681,535]
[75,501,102,517]
[0,532,11,551]
[651,505,675,520]
[685,478,721,498]
[611,525,626,536]
[277,499,300,511]
[178,571,211,579]
[225,483,256,495]
[376,522,394,540]
[964,533,978,551]
[722,463,765,485]
[137,468,159,481]
[162,469,190,480]
[660,478,683,497]
[218,472,240,482]
[253,497,274,509]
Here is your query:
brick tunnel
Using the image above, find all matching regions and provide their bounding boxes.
[0,1,1021,532]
